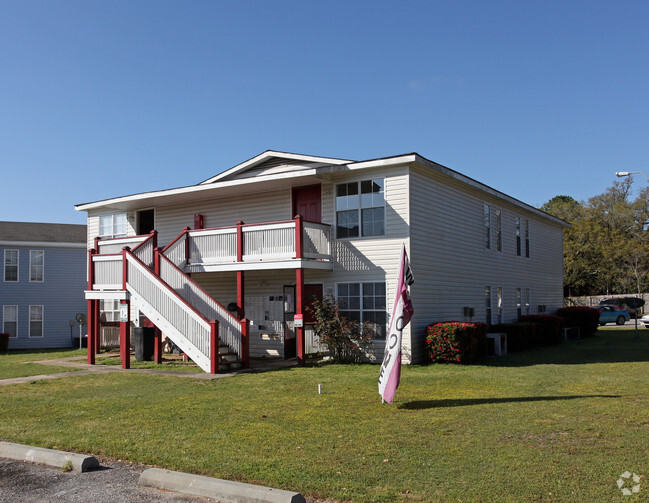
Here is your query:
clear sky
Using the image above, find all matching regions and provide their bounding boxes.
[1,0,647,225]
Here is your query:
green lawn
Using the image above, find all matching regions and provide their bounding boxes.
[0,348,85,379]
[1,331,648,502]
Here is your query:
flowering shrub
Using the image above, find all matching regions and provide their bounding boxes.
[518,315,564,346]
[425,322,487,364]
[556,306,599,337]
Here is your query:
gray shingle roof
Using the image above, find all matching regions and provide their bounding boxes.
[0,221,86,243]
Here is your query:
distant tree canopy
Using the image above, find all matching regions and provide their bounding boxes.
[541,179,649,296]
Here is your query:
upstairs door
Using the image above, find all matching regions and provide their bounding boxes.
[292,185,321,222]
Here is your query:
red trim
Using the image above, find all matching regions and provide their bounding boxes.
[87,300,95,364]
[237,271,245,320]
[161,228,189,253]
[210,320,219,374]
[130,230,158,254]
[241,319,249,369]
[153,327,162,364]
[296,268,305,365]
[93,300,100,355]
[294,215,303,259]
[122,247,130,290]
[120,300,130,369]
[236,221,244,262]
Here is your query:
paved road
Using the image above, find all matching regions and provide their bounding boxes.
[0,457,217,503]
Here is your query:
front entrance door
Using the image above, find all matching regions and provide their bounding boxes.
[136,209,155,235]
[292,185,321,222]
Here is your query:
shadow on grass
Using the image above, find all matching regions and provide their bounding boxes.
[399,394,621,410]
[481,329,649,367]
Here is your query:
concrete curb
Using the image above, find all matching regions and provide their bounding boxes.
[139,468,306,503]
[0,441,99,473]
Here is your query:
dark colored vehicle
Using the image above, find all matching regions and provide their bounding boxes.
[599,297,645,318]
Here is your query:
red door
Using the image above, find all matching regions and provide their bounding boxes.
[292,185,322,222]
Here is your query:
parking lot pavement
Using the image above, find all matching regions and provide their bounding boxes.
[0,457,217,503]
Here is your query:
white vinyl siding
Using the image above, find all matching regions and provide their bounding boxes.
[30,250,44,282]
[409,165,565,362]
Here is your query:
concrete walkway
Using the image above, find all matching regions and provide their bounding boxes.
[0,354,299,386]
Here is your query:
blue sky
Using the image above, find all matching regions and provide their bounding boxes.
[1,0,647,224]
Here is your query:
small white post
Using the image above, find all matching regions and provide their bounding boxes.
[318,384,322,394]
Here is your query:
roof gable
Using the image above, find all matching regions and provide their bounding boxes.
[200,150,352,184]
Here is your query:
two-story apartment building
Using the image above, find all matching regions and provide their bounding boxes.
[75,151,567,372]
[1,221,87,349]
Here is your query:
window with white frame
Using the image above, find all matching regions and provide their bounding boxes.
[336,179,385,239]
[30,250,44,282]
[524,288,531,315]
[100,299,121,322]
[485,286,492,325]
[496,209,502,252]
[484,204,491,250]
[496,287,504,323]
[3,306,17,338]
[516,288,522,318]
[29,305,43,338]
[4,249,18,282]
[99,213,128,238]
[337,282,386,338]
[515,217,522,256]
[525,220,530,258]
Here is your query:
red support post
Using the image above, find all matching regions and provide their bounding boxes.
[151,229,158,250]
[210,320,220,374]
[296,268,305,365]
[241,318,250,369]
[153,327,162,364]
[294,214,303,259]
[93,299,100,354]
[119,299,130,369]
[87,300,95,364]
[237,271,245,320]
[236,221,244,262]
[183,226,191,263]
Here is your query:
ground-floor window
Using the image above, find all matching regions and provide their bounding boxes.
[3,305,17,338]
[337,282,386,338]
[29,305,43,338]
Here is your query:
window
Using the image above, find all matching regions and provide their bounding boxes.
[496,209,502,252]
[3,306,17,338]
[496,287,504,323]
[485,286,492,325]
[516,288,522,318]
[525,220,530,258]
[4,249,18,282]
[30,250,44,282]
[29,305,43,338]
[515,217,521,256]
[337,282,386,338]
[524,288,531,315]
[484,204,491,249]
[100,299,121,322]
[336,179,384,238]
[99,213,128,238]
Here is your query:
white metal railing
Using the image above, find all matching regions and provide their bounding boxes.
[92,254,123,289]
[303,221,331,259]
[125,253,212,372]
[159,253,241,358]
[97,236,147,255]
[243,222,295,260]
[189,228,237,264]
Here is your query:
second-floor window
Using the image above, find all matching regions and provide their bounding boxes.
[30,250,44,282]
[99,213,128,238]
[336,179,385,239]
[515,217,521,256]
[4,250,18,282]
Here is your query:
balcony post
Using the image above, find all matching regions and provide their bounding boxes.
[236,221,244,262]
[296,267,305,365]
[241,318,250,368]
[119,299,130,369]
[294,214,304,259]
[210,320,220,374]
[122,246,130,291]
[93,299,101,355]
[87,249,96,364]
[183,226,191,263]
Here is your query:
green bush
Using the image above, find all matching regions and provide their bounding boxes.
[556,306,599,337]
[425,322,487,364]
[518,315,564,346]
[488,322,537,352]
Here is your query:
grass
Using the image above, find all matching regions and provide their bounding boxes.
[1,330,648,501]
[0,348,86,379]
[95,353,204,371]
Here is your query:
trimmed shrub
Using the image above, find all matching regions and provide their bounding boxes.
[518,315,564,346]
[556,306,599,337]
[488,322,537,352]
[425,322,487,364]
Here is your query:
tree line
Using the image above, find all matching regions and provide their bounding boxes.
[541,178,649,297]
